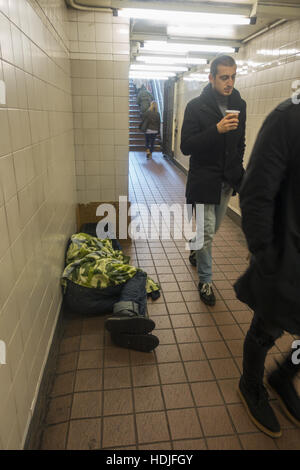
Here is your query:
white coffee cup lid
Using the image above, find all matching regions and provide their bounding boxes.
[226,109,240,114]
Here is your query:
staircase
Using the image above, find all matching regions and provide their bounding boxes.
[129,81,162,152]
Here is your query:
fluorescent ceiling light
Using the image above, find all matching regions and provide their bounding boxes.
[129,72,172,80]
[130,64,188,72]
[136,56,207,65]
[118,8,251,25]
[257,48,299,56]
[168,25,234,37]
[143,41,235,54]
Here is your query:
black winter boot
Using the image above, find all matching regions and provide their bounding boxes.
[110,332,159,352]
[238,327,281,438]
[238,376,281,438]
[267,352,300,427]
[105,301,155,335]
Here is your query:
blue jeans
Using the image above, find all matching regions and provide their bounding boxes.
[145,133,157,153]
[196,184,233,283]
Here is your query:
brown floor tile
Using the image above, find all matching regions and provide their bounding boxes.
[186,301,209,313]
[80,334,104,350]
[104,347,130,367]
[218,378,240,404]
[147,303,168,316]
[139,442,172,450]
[103,367,131,390]
[56,352,78,374]
[209,358,240,379]
[167,302,188,314]
[240,433,278,450]
[102,415,136,448]
[134,386,164,412]
[59,336,81,354]
[160,282,180,293]
[75,369,102,392]
[50,372,75,397]
[77,350,103,369]
[178,281,197,291]
[158,274,176,283]
[136,411,170,444]
[158,362,187,384]
[130,350,157,366]
[191,313,215,327]
[40,423,68,450]
[206,435,242,450]
[227,403,258,433]
[196,326,222,342]
[185,361,214,382]
[231,310,253,324]
[191,381,223,407]
[155,329,176,345]
[45,395,72,425]
[179,342,205,362]
[153,315,172,329]
[132,365,159,387]
[162,383,194,409]
[174,327,199,343]
[155,344,181,363]
[218,324,244,340]
[164,292,184,303]
[103,388,133,415]
[82,317,105,334]
[197,406,234,436]
[71,391,102,419]
[202,341,231,359]
[172,439,207,450]
[276,428,300,450]
[213,311,236,325]
[226,339,244,357]
[168,408,203,440]
[67,418,101,450]
[170,314,193,328]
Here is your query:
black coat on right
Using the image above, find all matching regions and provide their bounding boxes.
[234,98,300,335]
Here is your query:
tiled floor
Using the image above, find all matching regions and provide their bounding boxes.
[39,152,300,450]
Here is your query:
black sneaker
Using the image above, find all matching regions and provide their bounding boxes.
[238,376,282,438]
[111,332,159,352]
[267,367,300,427]
[198,282,216,306]
[105,312,155,335]
[189,250,196,266]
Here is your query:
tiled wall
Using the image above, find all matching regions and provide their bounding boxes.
[0,0,76,449]
[174,20,300,215]
[67,9,130,202]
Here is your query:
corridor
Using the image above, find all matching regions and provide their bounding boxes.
[37,151,300,450]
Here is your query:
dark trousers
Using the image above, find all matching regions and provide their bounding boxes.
[242,312,300,386]
[64,271,147,317]
[145,133,157,153]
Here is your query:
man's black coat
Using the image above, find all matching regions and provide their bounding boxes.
[234,98,300,335]
[180,83,246,204]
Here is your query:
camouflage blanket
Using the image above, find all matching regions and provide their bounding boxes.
[61,233,160,294]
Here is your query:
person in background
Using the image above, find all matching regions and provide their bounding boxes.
[180,55,246,306]
[140,101,161,159]
[137,84,153,118]
[234,96,300,438]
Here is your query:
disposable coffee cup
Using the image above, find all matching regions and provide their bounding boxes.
[225,110,240,116]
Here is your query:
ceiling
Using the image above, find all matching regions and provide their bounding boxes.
[66,0,300,75]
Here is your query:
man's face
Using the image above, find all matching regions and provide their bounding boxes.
[209,65,237,96]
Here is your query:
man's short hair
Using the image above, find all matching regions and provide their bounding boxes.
[210,55,236,78]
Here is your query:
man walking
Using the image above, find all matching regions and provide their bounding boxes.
[234,96,300,438]
[181,55,246,306]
